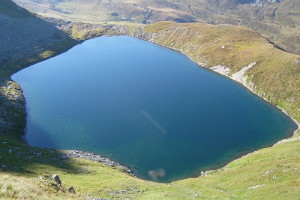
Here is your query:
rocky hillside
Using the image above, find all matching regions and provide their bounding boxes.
[13,0,300,55]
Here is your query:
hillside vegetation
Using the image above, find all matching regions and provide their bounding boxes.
[0,1,299,199]
[13,0,300,55]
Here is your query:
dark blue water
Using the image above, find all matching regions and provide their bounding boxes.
[12,36,297,182]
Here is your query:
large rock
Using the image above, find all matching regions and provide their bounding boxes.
[51,174,62,186]
[68,186,76,194]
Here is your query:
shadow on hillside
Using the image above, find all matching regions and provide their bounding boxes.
[0,0,77,75]
[0,0,82,175]
[0,131,83,175]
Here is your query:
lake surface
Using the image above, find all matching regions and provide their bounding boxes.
[12,36,297,182]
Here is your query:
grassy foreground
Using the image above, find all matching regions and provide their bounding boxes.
[1,21,299,199]
[1,131,299,199]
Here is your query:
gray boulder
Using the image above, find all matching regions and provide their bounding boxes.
[68,186,76,194]
[51,174,62,186]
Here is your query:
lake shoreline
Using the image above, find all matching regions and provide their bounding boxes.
[4,26,299,183]
[127,33,299,135]
[64,150,135,177]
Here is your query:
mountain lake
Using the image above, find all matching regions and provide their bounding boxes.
[12,36,298,182]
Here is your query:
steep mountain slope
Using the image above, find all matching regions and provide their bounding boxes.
[13,0,300,55]
[0,0,71,69]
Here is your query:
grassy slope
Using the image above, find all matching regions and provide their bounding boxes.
[0,18,299,200]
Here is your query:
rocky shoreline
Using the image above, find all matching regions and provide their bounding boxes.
[64,150,135,177]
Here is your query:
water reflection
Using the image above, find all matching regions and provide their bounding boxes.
[148,168,166,180]
[140,110,168,135]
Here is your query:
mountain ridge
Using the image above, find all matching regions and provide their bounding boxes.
[13,0,300,55]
